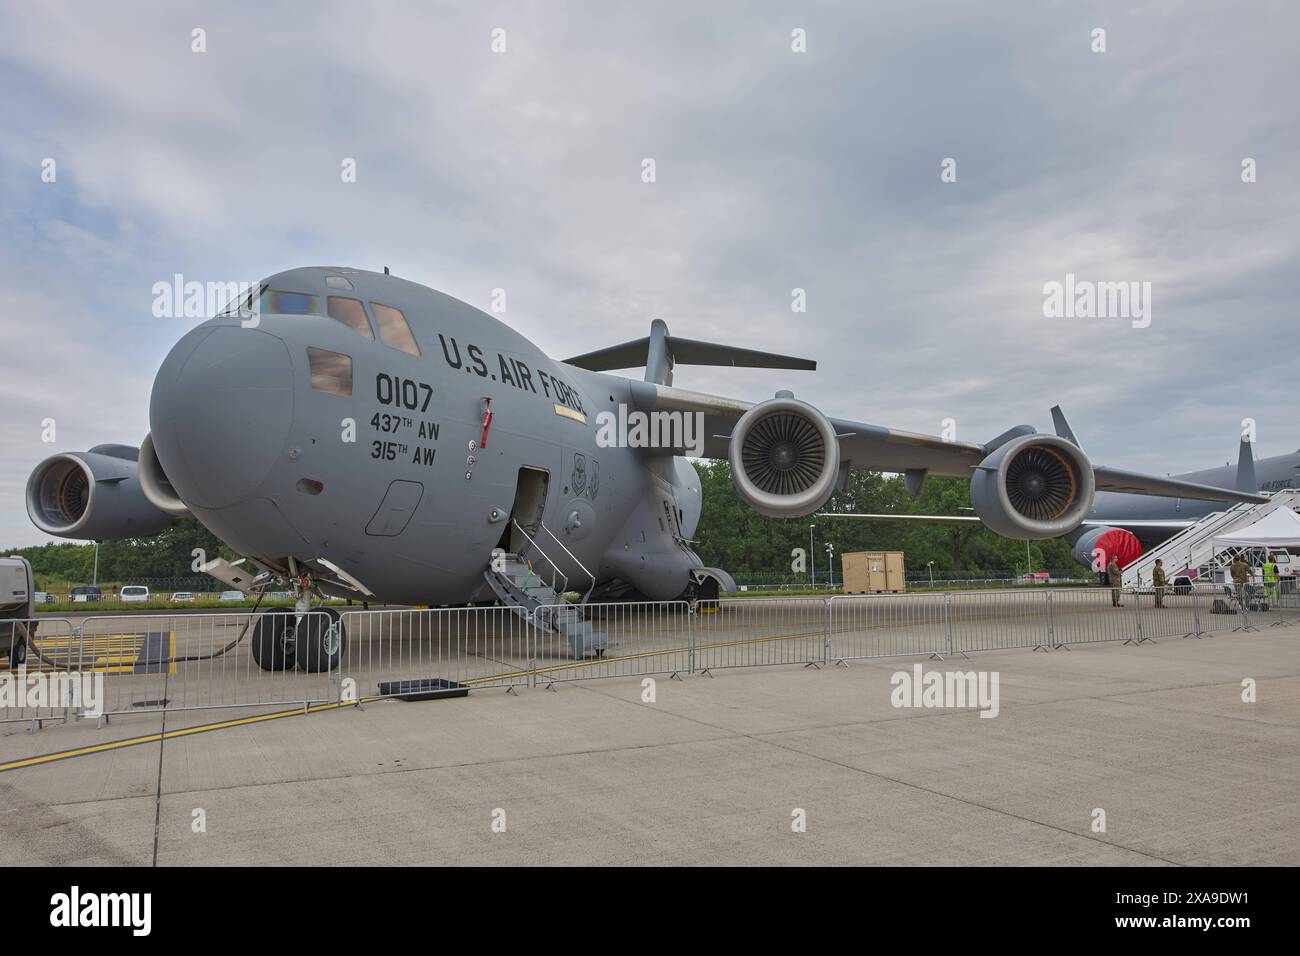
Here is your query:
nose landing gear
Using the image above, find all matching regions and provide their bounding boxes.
[250,607,346,672]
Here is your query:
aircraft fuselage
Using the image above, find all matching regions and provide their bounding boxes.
[148,268,703,605]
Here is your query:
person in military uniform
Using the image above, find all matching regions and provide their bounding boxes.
[1152,558,1166,608]
[1230,553,1251,606]
[1107,555,1124,607]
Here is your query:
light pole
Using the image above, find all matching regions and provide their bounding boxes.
[92,541,100,588]
[927,560,935,586]
[825,541,835,589]
[809,525,815,588]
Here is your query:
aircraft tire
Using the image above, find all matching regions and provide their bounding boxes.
[251,610,296,671]
[6,633,26,666]
[295,607,345,672]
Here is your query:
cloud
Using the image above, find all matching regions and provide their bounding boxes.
[1,0,1297,548]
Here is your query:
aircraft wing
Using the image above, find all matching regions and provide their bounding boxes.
[636,382,1267,505]
[651,384,991,477]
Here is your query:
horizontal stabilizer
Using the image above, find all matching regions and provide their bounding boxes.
[563,319,814,386]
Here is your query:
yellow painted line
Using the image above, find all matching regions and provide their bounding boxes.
[3,628,827,772]
[0,696,384,774]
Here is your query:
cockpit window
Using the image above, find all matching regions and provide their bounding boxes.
[261,290,320,315]
[216,283,265,317]
[306,347,352,396]
[371,302,420,356]
[327,296,374,339]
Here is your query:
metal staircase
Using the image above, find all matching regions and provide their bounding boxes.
[1122,490,1300,587]
[483,522,607,659]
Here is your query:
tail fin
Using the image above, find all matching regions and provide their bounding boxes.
[563,319,816,386]
[1236,437,1257,493]
[1050,405,1083,449]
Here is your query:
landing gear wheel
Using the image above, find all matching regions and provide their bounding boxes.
[1173,576,1192,596]
[6,634,26,666]
[296,607,346,672]
[252,609,296,671]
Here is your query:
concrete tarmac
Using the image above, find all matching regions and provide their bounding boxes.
[1,624,1297,866]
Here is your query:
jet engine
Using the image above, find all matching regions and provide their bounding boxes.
[728,396,840,518]
[26,445,175,540]
[1071,526,1142,571]
[969,434,1095,539]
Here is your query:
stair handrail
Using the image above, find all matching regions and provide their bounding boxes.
[537,521,597,604]
[510,519,568,596]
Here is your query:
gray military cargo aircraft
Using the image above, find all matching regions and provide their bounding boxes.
[25,266,1265,668]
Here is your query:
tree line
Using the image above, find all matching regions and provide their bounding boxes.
[689,461,1080,579]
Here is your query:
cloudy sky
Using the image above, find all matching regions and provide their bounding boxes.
[1,1,1297,547]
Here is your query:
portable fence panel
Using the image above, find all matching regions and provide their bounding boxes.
[1130,585,1213,641]
[1275,578,1300,625]
[531,601,691,684]
[1191,583,1258,635]
[829,593,947,662]
[1040,588,1136,647]
[80,610,340,716]
[1239,577,1300,629]
[694,598,827,671]
[1,618,79,726]
[340,606,534,697]
[946,589,1051,654]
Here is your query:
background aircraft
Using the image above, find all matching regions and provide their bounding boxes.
[25,267,1264,667]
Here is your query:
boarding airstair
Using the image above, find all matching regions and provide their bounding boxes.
[1122,490,1300,588]
[484,522,607,659]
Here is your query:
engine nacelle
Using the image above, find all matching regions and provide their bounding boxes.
[970,434,1095,539]
[26,445,176,540]
[729,397,840,518]
[139,432,192,517]
[1071,526,1142,571]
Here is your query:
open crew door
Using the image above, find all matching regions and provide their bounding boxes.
[497,466,549,553]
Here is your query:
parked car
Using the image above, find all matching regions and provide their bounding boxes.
[219,590,245,602]
[120,585,150,602]
[70,586,103,602]
[34,591,53,604]
[170,592,195,603]
[1020,572,1051,584]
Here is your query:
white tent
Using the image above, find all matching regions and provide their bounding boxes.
[1212,507,1300,548]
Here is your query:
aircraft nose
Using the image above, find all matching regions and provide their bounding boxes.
[149,325,295,509]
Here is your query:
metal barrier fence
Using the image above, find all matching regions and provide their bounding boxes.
[531,601,691,684]
[1,618,78,727]
[340,605,533,693]
[5,585,1300,730]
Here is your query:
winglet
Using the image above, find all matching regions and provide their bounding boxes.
[1236,438,1257,493]
[1050,405,1082,449]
